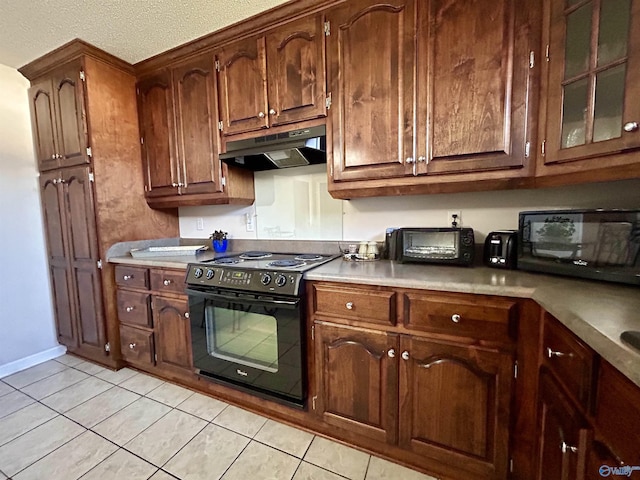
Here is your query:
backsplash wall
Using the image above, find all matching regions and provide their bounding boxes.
[179,177,640,242]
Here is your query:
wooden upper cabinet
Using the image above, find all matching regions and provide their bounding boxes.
[217,37,269,136]
[137,72,179,198]
[398,336,514,479]
[173,55,223,195]
[541,0,640,166]
[266,14,327,126]
[217,14,327,136]
[327,0,416,181]
[29,60,89,172]
[416,0,530,175]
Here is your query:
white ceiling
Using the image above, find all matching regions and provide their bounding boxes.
[0,0,290,70]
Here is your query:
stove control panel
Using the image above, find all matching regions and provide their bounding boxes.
[185,265,303,295]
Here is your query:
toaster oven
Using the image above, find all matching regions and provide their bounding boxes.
[387,227,475,266]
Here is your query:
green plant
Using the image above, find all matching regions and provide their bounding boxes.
[536,216,576,240]
[209,230,228,241]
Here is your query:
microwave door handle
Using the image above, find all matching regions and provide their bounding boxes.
[185,288,300,308]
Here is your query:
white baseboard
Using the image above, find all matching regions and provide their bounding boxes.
[0,345,67,379]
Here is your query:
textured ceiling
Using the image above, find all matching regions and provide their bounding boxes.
[0,0,290,69]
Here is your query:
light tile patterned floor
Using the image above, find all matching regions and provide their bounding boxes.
[0,354,437,480]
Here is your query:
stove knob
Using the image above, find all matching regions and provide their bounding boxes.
[261,273,272,285]
[275,274,287,287]
[194,268,203,279]
[206,269,215,280]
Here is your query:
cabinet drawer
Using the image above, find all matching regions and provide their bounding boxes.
[403,292,516,343]
[117,290,152,328]
[312,284,396,326]
[542,314,594,409]
[120,325,154,367]
[115,265,149,289]
[150,269,186,295]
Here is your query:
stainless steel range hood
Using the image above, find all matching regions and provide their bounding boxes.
[220,125,326,171]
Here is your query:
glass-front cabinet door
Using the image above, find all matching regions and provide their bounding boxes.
[543,0,640,164]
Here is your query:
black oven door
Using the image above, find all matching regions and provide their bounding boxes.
[186,286,305,406]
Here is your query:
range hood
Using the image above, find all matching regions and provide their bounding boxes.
[220,125,326,171]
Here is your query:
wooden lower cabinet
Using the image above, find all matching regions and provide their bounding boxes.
[120,325,154,367]
[153,295,192,373]
[535,370,590,480]
[314,322,398,444]
[399,336,514,479]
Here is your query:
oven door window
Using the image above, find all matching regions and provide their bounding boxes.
[205,304,278,373]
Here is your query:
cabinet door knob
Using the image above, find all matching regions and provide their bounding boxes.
[163,279,172,286]
[125,306,134,312]
[401,351,410,361]
[345,302,354,310]
[546,347,573,359]
[623,121,639,132]
[51,154,57,160]
[129,343,136,349]
[387,349,395,358]
[52,178,58,184]
[172,182,178,187]
[451,314,461,323]
[258,111,265,118]
[123,275,133,281]
[561,441,578,454]
[269,108,277,115]
[417,156,426,162]
[405,157,415,164]
[58,178,65,184]
[184,312,190,319]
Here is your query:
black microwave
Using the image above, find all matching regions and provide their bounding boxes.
[518,209,640,285]
[387,227,475,266]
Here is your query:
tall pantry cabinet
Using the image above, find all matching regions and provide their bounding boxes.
[20,40,179,367]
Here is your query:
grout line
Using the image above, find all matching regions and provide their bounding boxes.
[363,455,372,480]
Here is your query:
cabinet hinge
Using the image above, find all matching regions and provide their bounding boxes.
[524,142,530,158]
[154,353,158,363]
[86,147,92,157]
[529,51,535,69]
[97,259,103,269]
[312,395,317,410]
[514,361,518,379]
[541,140,546,157]
[311,325,315,340]
[140,137,144,145]
[88,171,95,182]
[221,176,226,187]
[545,44,550,62]
[330,163,333,178]
[325,92,332,110]
[79,70,85,82]
[510,458,514,473]
[218,121,223,131]
[215,60,220,72]
[104,342,110,352]
[136,87,140,95]
[324,21,330,36]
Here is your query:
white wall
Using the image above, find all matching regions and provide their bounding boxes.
[180,168,640,242]
[0,64,60,373]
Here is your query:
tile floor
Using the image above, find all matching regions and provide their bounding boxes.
[0,355,436,480]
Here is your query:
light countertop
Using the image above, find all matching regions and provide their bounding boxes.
[108,252,640,388]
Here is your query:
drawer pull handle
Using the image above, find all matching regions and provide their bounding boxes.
[129,343,136,349]
[451,314,461,323]
[546,347,573,359]
[561,441,578,454]
[387,349,395,358]
[345,302,354,310]
[163,279,172,286]
[184,312,190,319]
[123,275,133,281]
[401,351,410,361]
[125,306,135,313]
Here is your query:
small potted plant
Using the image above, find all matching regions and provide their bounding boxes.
[210,230,228,253]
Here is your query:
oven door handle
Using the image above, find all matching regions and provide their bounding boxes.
[185,288,300,308]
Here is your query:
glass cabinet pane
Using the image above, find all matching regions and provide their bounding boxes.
[561,78,589,148]
[597,0,631,66]
[593,65,626,142]
[565,3,593,78]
